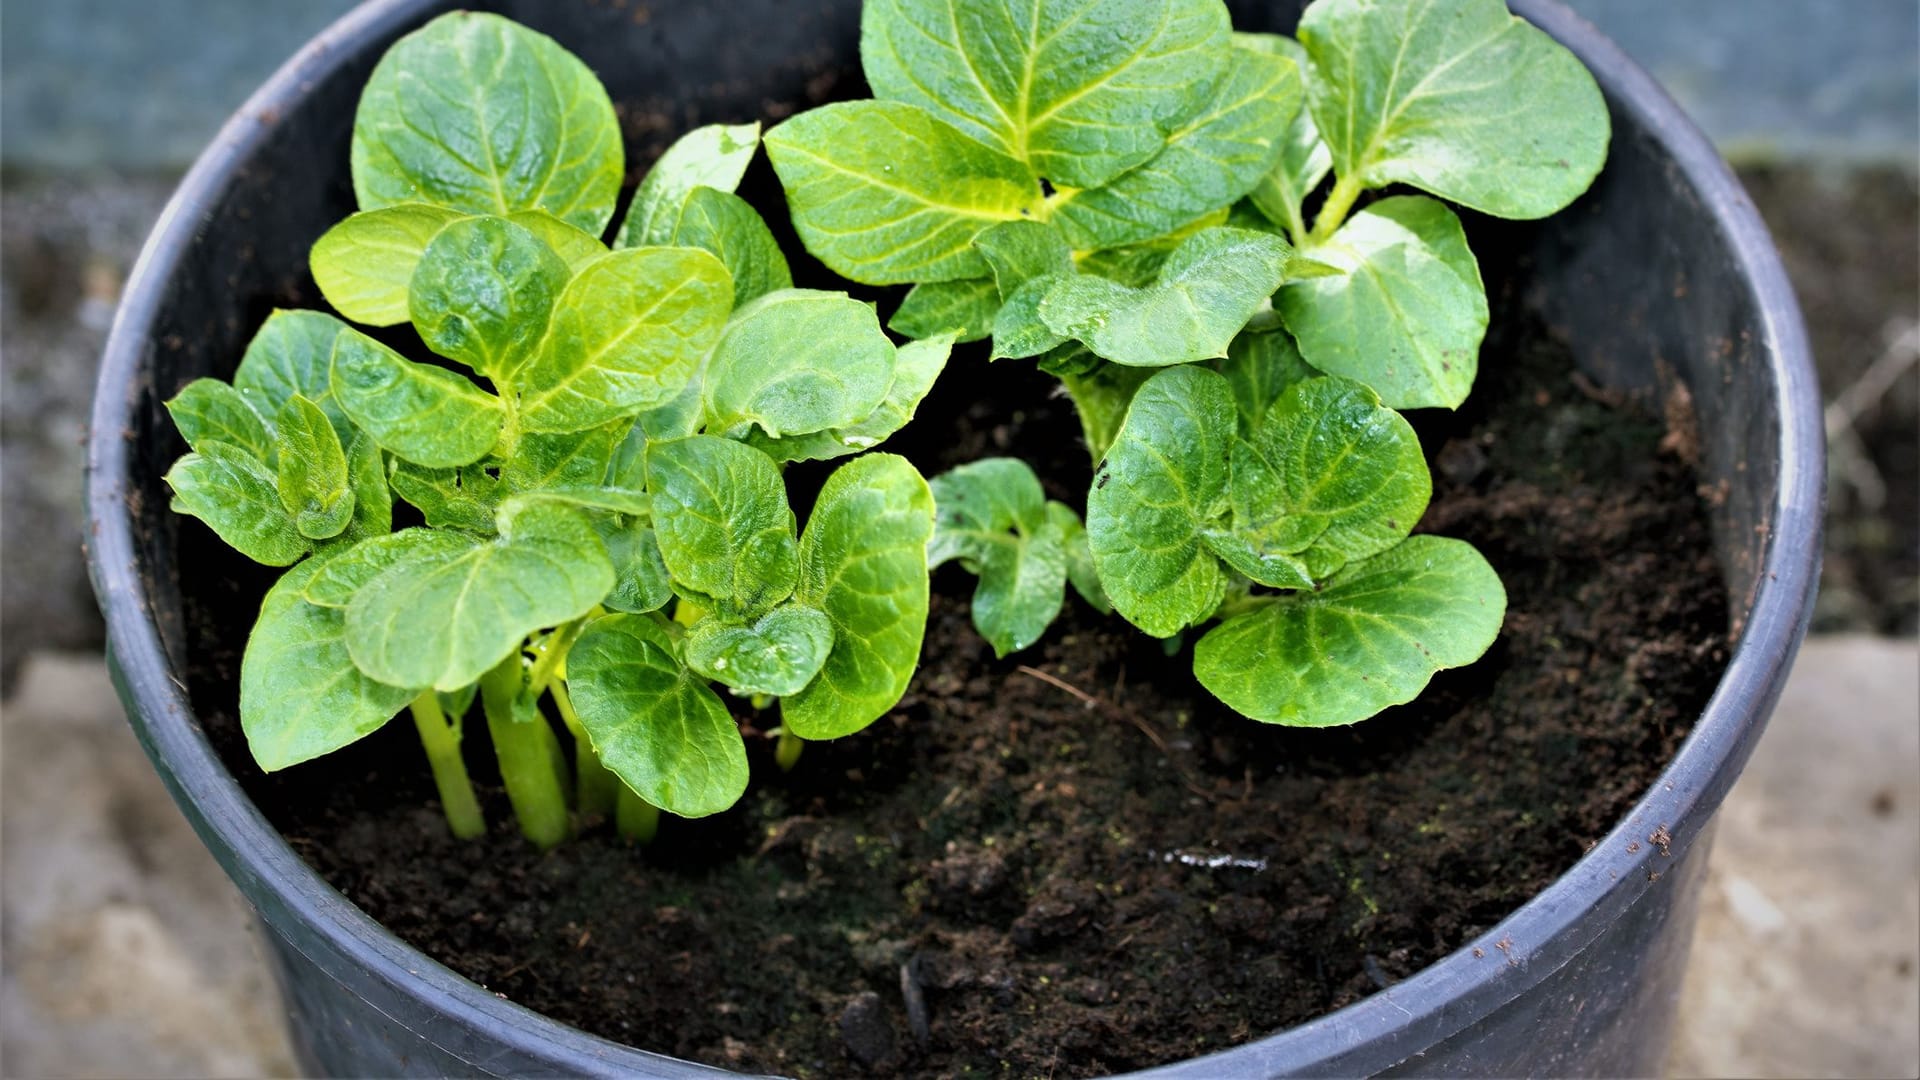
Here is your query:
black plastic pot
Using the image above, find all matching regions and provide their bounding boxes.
[86,0,1821,1075]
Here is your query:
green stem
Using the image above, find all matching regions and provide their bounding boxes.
[480,653,571,850]
[527,615,591,697]
[1309,172,1364,245]
[775,727,806,773]
[616,785,660,845]
[552,681,618,822]
[408,692,485,840]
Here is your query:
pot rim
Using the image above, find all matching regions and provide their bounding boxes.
[84,0,1822,1075]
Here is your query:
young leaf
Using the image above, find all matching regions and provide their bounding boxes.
[303,528,479,608]
[330,328,505,467]
[889,279,999,343]
[506,210,608,271]
[501,419,630,494]
[615,122,762,248]
[241,558,417,771]
[1085,365,1233,635]
[565,613,748,818]
[309,204,464,326]
[408,215,569,378]
[598,519,673,615]
[929,458,1069,657]
[645,435,798,620]
[751,333,955,464]
[628,380,706,447]
[1056,361,1152,461]
[333,431,394,546]
[350,12,623,233]
[1214,326,1315,437]
[1277,196,1487,409]
[974,221,1073,298]
[684,603,836,697]
[671,186,793,308]
[1193,535,1505,725]
[701,289,896,438]
[344,501,614,691]
[1039,227,1291,367]
[1053,44,1302,250]
[859,0,1231,189]
[166,378,276,462]
[783,454,933,739]
[389,460,502,532]
[1049,501,1111,614]
[274,395,355,541]
[165,442,309,566]
[1232,376,1431,578]
[515,246,732,434]
[1298,0,1609,220]
[765,100,1041,285]
[990,274,1071,361]
[233,309,349,435]
[1244,34,1331,243]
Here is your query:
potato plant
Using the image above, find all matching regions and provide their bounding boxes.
[164,12,944,847]
[770,0,1609,725]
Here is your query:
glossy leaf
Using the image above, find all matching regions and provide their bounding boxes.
[765,100,1040,285]
[1299,0,1609,220]
[344,501,614,691]
[1039,227,1291,367]
[506,210,608,271]
[1054,44,1302,250]
[599,519,673,615]
[232,310,350,436]
[645,435,798,620]
[1245,34,1331,242]
[671,186,793,307]
[408,215,569,378]
[783,454,933,739]
[166,378,275,462]
[501,419,629,494]
[334,431,394,546]
[309,204,463,326]
[1278,196,1487,409]
[389,460,501,533]
[1193,536,1505,725]
[330,328,504,467]
[165,442,309,566]
[1214,326,1315,437]
[684,603,836,697]
[929,458,1068,657]
[516,246,733,433]
[702,289,896,438]
[303,528,479,608]
[1085,365,1232,635]
[615,122,761,248]
[859,0,1231,189]
[241,558,416,771]
[752,333,954,464]
[350,12,622,233]
[566,613,748,818]
[890,278,999,343]
[274,395,355,540]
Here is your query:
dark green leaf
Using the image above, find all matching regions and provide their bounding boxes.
[389,460,502,532]
[645,435,798,620]
[929,458,1068,656]
[615,122,761,248]
[408,215,569,379]
[1049,501,1111,613]
[990,273,1071,360]
[501,419,630,494]
[330,431,394,547]
[598,519,673,615]
[684,603,836,697]
[232,309,350,436]
[165,378,276,462]
[889,278,999,343]
[671,186,793,307]
[274,395,355,540]
[1213,326,1314,437]
[309,204,464,326]
[165,443,309,566]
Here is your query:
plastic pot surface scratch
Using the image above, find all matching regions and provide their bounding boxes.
[86,0,1822,1076]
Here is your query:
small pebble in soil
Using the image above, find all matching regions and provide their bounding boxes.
[838,990,899,1068]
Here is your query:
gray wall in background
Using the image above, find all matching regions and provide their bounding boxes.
[2,0,1917,171]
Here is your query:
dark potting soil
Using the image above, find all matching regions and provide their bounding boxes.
[180,246,1731,1076]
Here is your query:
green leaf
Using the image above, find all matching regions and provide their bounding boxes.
[1244,39,1331,242]
[565,613,747,818]
[408,215,569,378]
[1197,528,1314,589]
[304,528,479,608]
[1214,326,1314,437]
[1193,535,1505,725]
[166,378,276,462]
[332,431,394,547]
[929,458,1068,657]
[702,289,896,438]
[515,246,733,434]
[309,204,464,326]
[859,0,1231,189]
[1085,365,1232,636]
[1277,196,1487,409]
[1298,0,1609,220]
[1056,361,1152,461]
[751,333,955,464]
[615,122,762,249]
[505,486,650,517]
[389,460,502,532]
[274,395,355,540]
[990,274,1071,360]
[598,519,673,615]
[629,381,706,447]
[889,278,999,343]
[165,443,308,566]
[350,11,623,233]
[506,210,608,271]
[241,558,417,771]
[1232,376,1430,578]
[1053,44,1302,250]
[1039,226,1291,367]
[974,220,1073,297]
[671,186,793,308]
[344,501,614,691]
[765,100,1041,285]
[1049,501,1111,613]
[501,419,629,494]
[685,603,836,697]
[783,454,933,739]
[233,309,350,435]
[330,328,504,467]
[645,435,798,620]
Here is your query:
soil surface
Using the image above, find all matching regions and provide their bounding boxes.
[179,249,1731,1076]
